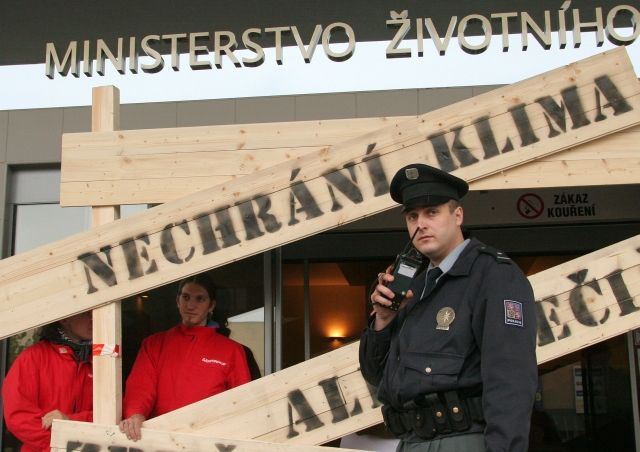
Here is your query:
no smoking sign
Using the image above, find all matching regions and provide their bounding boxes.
[517,193,544,219]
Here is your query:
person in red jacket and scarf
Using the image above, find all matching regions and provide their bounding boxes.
[119,274,251,441]
[2,311,93,452]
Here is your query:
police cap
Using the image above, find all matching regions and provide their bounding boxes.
[390,164,469,208]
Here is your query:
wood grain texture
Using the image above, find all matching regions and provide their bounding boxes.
[60,127,640,205]
[2,48,639,343]
[53,235,640,447]
[51,420,369,451]
[89,86,123,425]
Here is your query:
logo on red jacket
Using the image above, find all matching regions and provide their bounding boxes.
[201,357,227,366]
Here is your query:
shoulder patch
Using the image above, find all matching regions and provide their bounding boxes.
[504,300,524,327]
[478,245,511,264]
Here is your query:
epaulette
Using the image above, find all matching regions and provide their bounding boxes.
[478,245,512,264]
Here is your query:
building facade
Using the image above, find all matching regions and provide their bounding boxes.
[1,1,640,450]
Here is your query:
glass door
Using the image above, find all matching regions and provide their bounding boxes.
[281,259,390,368]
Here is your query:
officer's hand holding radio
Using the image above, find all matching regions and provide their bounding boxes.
[371,268,415,331]
[371,228,422,331]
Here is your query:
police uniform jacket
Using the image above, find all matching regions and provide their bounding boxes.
[359,238,538,452]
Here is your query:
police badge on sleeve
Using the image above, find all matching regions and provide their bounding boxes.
[504,300,524,327]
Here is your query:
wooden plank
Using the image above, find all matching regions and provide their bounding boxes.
[50,420,369,452]
[471,157,640,189]
[89,86,123,425]
[138,235,639,445]
[528,235,640,364]
[59,151,640,205]
[55,235,639,446]
[143,341,373,442]
[92,301,122,423]
[60,120,640,206]
[63,147,320,179]
[472,127,640,189]
[60,117,406,206]
[1,48,640,340]
[62,116,402,156]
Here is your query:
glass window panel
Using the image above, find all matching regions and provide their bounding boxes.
[13,203,90,254]
[281,259,388,368]
[533,336,634,451]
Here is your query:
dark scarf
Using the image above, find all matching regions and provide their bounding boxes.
[42,326,92,363]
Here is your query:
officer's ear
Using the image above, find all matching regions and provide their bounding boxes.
[448,200,463,226]
[455,206,464,226]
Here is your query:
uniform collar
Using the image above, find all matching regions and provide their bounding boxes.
[427,238,470,276]
[446,238,485,277]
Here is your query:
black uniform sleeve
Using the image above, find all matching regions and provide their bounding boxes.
[472,259,538,452]
[359,315,395,387]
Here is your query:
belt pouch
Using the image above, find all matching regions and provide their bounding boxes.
[410,407,436,440]
[443,391,471,432]
[466,396,485,423]
[382,405,407,436]
[422,393,451,434]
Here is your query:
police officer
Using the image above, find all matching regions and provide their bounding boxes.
[359,164,537,452]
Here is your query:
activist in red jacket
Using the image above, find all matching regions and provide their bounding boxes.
[2,312,93,452]
[120,275,251,441]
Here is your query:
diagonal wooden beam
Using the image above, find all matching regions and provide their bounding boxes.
[470,125,640,189]
[1,48,639,340]
[147,234,640,442]
[54,234,640,447]
[60,119,640,206]
[50,420,370,451]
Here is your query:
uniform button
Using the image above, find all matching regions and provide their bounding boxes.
[436,411,443,418]
[452,406,459,414]
[425,367,432,374]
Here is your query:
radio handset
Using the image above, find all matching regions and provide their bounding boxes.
[386,228,423,311]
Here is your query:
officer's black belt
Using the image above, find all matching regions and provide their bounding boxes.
[381,390,484,440]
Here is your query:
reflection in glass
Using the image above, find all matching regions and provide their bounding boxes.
[281,260,388,368]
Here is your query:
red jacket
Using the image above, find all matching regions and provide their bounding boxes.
[123,324,250,418]
[2,340,93,452]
